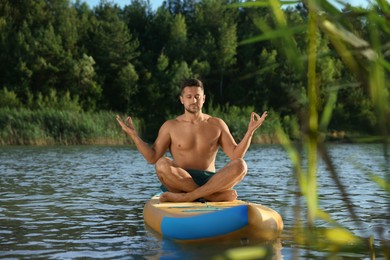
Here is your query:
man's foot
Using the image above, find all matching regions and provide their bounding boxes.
[159,192,190,202]
[205,190,237,202]
[159,190,237,202]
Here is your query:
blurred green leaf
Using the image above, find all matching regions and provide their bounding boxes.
[239,25,306,45]
[368,173,390,192]
[224,246,267,260]
[325,228,360,245]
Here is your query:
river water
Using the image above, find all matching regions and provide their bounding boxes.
[0,144,389,259]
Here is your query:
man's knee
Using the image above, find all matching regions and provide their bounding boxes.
[155,157,172,175]
[231,158,247,182]
[233,158,247,174]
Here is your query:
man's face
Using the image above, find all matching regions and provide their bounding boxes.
[180,86,205,114]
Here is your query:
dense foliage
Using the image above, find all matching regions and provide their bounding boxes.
[0,0,388,141]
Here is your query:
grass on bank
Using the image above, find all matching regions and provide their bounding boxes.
[0,106,297,146]
[0,106,373,146]
[0,108,135,145]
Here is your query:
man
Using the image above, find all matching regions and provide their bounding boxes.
[116,78,267,202]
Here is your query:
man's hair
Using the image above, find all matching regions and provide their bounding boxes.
[180,79,204,95]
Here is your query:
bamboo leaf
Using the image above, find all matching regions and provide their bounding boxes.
[276,127,307,194]
[325,228,360,245]
[316,209,336,224]
[319,88,338,132]
[229,1,300,8]
[228,1,270,8]
[224,246,267,259]
[322,20,377,61]
[368,173,390,192]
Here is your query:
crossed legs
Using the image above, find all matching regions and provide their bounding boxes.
[155,157,247,202]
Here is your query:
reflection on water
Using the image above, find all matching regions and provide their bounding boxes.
[0,144,389,259]
[155,237,283,259]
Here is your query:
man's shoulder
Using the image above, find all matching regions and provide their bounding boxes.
[162,118,178,127]
[205,115,226,125]
[205,116,231,135]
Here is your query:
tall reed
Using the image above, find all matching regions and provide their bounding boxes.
[0,108,140,145]
[233,0,389,258]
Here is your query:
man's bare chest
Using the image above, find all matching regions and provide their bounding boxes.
[170,123,220,151]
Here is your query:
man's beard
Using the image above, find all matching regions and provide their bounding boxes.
[185,104,200,114]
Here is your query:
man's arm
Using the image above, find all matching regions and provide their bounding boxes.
[116,115,170,164]
[220,111,267,160]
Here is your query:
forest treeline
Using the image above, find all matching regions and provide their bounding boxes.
[0,0,388,143]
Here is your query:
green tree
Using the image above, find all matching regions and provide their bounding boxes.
[189,0,239,103]
[166,13,188,60]
[0,0,100,110]
[232,5,272,109]
[71,54,101,111]
[88,1,140,111]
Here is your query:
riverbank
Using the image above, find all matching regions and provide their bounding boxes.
[0,108,133,145]
[0,108,378,145]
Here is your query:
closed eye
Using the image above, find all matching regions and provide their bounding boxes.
[186,95,201,99]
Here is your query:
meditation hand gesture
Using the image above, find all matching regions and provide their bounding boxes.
[116,115,136,136]
[248,111,268,134]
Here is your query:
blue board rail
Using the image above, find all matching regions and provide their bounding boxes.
[160,205,249,240]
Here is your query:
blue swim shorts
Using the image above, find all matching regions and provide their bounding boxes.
[160,169,215,192]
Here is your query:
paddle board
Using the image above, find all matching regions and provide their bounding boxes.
[143,195,283,243]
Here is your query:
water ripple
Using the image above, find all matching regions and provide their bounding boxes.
[0,145,388,259]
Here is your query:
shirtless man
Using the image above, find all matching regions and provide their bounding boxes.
[116,78,267,202]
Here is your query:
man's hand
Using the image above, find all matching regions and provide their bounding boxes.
[116,115,136,136]
[248,111,267,134]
